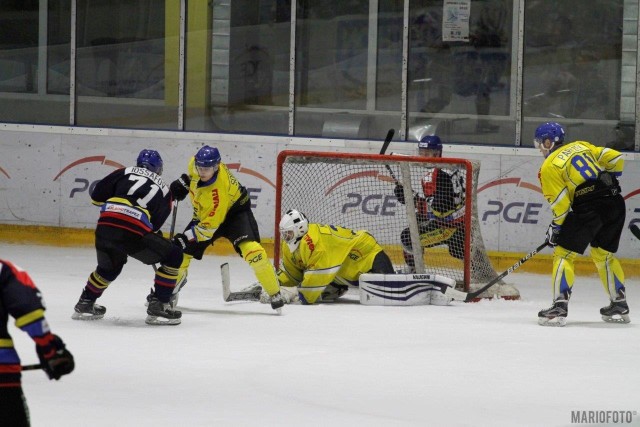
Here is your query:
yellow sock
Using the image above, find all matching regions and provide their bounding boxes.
[551,246,575,299]
[591,247,625,299]
[238,240,280,296]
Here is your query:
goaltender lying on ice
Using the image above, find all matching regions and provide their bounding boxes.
[221,263,467,306]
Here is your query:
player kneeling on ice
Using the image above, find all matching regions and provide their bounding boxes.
[252,210,455,306]
[534,122,629,327]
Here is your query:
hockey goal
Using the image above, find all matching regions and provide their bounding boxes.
[274,150,519,300]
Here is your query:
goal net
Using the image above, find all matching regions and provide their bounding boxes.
[274,150,519,300]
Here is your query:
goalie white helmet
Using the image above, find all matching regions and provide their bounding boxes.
[279,209,309,252]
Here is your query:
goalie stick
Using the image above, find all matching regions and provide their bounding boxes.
[220,263,261,302]
[630,223,640,241]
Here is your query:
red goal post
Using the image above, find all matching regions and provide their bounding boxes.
[274,150,519,299]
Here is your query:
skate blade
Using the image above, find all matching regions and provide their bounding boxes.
[538,316,566,327]
[601,314,630,324]
[275,307,283,315]
[71,312,104,321]
[145,315,181,326]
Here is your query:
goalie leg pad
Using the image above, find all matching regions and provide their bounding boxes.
[359,273,456,306]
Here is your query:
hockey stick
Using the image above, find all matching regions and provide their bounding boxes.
[380,128,395,155]
[380,129,398,181]
[220,263,261,302]
[459,241,549,302]
[21,364,42,371]
[169,201,179,239]
[630,223,640,241]
[153,202,179,273]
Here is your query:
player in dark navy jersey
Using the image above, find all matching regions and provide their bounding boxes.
[1,259,74,427]
[72,149,185,325]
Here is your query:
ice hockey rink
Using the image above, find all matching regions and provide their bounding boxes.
[2,242,638,427]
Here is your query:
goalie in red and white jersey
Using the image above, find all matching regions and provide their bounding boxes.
[271,210,395,304]
[393,135,466,273]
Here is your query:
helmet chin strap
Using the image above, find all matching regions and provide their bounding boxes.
[288,236,303,252]
[540,139,556,157]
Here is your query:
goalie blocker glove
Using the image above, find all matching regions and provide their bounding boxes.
[170,174,191,201]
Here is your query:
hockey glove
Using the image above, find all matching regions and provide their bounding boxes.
[546,223,561,247]
[170,174,191,201]
[172,233,190,250]
[36,334,75,380]
[393,184,406,204]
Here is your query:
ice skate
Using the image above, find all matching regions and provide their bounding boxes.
[146,273,187,309]
[600,292,630,324]
[72,298,106,320]
[145,295,182,325]
[538,295,569,327]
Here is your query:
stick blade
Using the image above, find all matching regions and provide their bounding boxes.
[220,263,231,302]
[437,284,468,302]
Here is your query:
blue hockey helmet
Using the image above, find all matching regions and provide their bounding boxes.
[534,122,565,157]
[418,135,443,157]
[194,145,221,168]
[194,145,221,184]
[136,149,163,175]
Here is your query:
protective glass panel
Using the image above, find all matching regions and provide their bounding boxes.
[523,0,625,149]
[407,0,514,146]
[0,1,70,124]
[185,0,290,134]
[75,0,178,129]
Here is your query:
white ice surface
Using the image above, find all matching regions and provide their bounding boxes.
[2,243,639,427]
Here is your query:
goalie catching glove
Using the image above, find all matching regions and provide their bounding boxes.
[170,174,191,201]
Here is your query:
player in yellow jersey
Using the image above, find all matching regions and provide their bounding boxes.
[168,145,284,311]
[272,209,395,304]
[534,122,629,326]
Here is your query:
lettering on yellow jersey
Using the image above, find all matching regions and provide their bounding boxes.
[348,253,359,261]
[575,184,595,197]
[303,234,315,252]
[552,144,587,167]
[210,188,219,217]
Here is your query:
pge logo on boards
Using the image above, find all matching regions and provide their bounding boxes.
[53,156,124,198]
[226,163,275,209]
[482,201,543,223]
[478,177,544,224]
